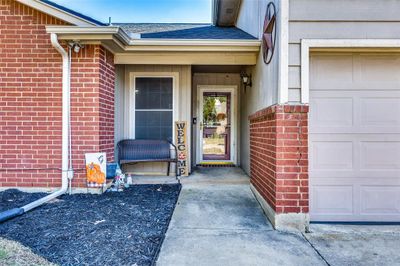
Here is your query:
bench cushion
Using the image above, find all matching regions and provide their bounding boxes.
[118,139,172,163]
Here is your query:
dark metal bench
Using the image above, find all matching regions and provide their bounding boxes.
[117,139,178,179]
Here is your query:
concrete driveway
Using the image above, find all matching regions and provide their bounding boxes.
[305,224,400,266]
[156,167,400,266]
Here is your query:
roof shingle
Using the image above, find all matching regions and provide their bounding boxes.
[117,23,257,40]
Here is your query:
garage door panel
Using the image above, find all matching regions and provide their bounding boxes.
[357,54,400,85]
[310,97,353,127]
[359,97,400,128]
[311,213,400,222]
[311,139,400,178]
[310,54,353,88]
[310,141,353,170]
[311,138,400,177]
[360,186,400,215]
[311,185,354,215]
[311,177,400,185]
[310,52,400,222]
[311,180,400,221]
[310,82,400,91]
[360,141,400,170]
[311,53,400,91]
[311,91,400,134]
[311,134,400,142]
[311,171,400,179]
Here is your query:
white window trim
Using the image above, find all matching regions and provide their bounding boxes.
[301,39,400,104]
[128,72,179,140]
[196,85,238,165]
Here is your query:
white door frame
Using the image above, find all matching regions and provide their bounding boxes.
[196,85,238,165]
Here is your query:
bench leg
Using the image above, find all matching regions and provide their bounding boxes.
[175,160,180,184]
[167,162,170,176]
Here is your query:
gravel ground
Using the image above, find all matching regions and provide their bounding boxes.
[0,184,181,266]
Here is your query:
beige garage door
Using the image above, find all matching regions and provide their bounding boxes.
[309,53,400,222]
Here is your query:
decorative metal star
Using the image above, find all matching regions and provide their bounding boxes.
[263,2,276,64]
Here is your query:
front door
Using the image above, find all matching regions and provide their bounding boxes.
[198,87,236,164]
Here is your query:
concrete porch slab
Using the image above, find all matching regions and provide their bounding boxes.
[156,167,325,266]
[177,184,261,208]
[169,185,273,231]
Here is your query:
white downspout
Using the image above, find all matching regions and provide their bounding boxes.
[21,33,71,212]
[0,34,72,222]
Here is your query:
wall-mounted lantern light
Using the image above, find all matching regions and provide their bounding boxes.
[240,72,252,92]
[68,41,84,53]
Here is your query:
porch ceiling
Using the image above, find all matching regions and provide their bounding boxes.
[46,26,261,65]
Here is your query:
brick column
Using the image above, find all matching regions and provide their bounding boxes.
[70,45,115,188]
[249,104,309,231]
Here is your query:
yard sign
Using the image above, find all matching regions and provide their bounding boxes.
[85,152,107,187]
[175,121,189,176]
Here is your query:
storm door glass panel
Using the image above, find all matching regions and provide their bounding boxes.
[202,92,231,160]
[135,77,173,140]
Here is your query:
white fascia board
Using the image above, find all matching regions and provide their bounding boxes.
[46,26,261,52]
[123,39,261,52]
[46,26,120,34]
[46,26,131,44]
[16,0,97,26]
[127,39,261,47]
[301,38,400,104]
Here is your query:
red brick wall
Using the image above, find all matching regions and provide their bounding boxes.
[98,47,115,159]
[249,105,309,214]
[70,45,115,188]
[0,0,115,188]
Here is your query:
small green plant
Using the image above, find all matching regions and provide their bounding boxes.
[0,249,8,260]
[203,96,217,125]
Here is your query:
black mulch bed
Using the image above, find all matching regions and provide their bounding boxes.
[0,184,181,266]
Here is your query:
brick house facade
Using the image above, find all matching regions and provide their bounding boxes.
[0,0,313,231]
[2,0,398,230]
[0,0,115,188]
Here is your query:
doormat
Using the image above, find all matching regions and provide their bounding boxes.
[197,162,235,167]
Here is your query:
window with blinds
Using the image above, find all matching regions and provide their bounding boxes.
[134,77,173,140]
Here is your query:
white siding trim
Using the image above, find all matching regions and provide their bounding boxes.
[278,0,289,104]
[300,40,310,104]
[301,39,400,104]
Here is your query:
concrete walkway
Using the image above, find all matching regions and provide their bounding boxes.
[154,167,400,265]
[156,167,324,266]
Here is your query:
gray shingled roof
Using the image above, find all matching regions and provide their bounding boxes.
[116,23,257,40]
